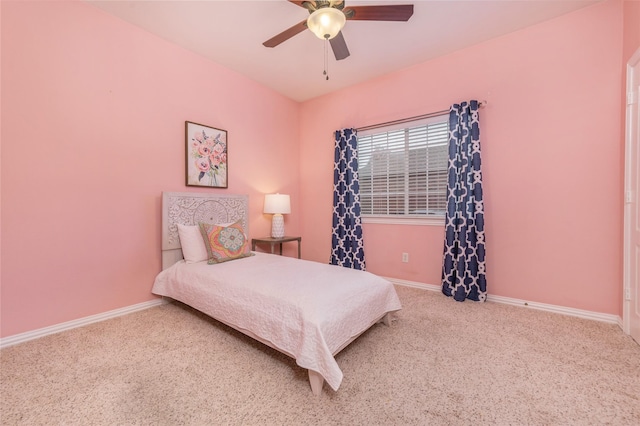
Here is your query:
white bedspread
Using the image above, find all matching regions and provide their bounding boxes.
[152,253,401,391]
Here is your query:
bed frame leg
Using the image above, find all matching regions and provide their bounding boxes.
[382,312,392,326]
[308,370,324,396]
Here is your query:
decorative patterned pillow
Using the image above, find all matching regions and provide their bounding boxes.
[198,220,253,264]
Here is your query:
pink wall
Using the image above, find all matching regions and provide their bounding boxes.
[300,0,625,315]
[623,0,640,63]
[0,1,301,337]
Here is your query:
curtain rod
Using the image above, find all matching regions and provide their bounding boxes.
[356,100,487,132]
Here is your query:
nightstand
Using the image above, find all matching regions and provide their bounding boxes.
[251,236,301,259]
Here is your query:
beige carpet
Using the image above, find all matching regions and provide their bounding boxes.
[1,285,639,425]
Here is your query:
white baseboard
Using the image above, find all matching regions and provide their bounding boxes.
[1,279,624,349]
[0,298,166,349]
[385,277,623,326]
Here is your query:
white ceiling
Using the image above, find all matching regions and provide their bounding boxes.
[88,0,600,102]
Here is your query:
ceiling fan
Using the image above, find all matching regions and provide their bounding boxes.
[263,0,414,61]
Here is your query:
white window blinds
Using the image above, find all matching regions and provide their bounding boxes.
[358,114,449,217]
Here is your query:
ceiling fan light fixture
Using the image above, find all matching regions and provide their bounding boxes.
[307,7,346,40]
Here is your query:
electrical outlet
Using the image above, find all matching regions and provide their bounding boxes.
[402,253,409,263]
[625,287,631,300]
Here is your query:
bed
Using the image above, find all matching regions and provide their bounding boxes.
[152,192,402,395]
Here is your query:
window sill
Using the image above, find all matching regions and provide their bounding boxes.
[362,216,445,226]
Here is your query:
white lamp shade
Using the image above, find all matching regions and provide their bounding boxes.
[264,194,291,214]
[306,7,346,40]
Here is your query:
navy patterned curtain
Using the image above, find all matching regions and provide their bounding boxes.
[442,100,487,302]
[330,128,366,270]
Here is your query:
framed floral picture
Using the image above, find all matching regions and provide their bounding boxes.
[185,121,228,188]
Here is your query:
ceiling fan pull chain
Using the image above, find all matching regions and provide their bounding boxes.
[324,38,329,81]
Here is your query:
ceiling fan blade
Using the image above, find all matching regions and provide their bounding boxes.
[330,31,350,61]
[263,20,308,48]
[344,5,414,21]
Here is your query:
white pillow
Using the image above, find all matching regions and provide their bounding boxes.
[177,224,208,263]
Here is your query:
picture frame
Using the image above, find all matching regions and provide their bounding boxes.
[185,121,228,188]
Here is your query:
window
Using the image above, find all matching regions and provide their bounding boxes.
[357,114,448,223]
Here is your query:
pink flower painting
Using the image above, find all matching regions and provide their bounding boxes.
[186,121,228,188]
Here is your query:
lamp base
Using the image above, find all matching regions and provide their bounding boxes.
[271,214,285,239]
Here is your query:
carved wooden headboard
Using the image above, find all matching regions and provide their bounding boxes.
[161,192,249,269]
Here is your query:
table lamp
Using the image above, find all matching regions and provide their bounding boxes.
[264,193,291,239]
